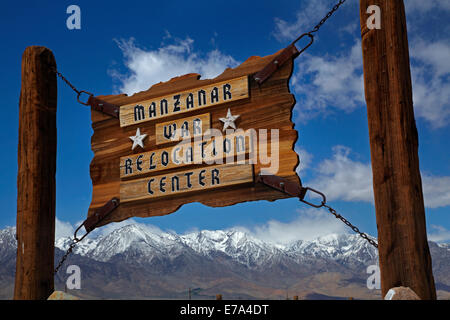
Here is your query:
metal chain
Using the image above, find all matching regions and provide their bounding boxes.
[54,241,77,275]
[323,204,379,248]
[54,221,93,274]
[289,0,348,57]
[294,0,376,248]
[51,66,87,274]
[51,67,80,95]
[51,67,93,106]
[293,1,377,248]
[300,187,378,249]
[53,199,119,274]
[309,0,347,34]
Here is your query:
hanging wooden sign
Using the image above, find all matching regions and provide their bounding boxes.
[87,49,301,226]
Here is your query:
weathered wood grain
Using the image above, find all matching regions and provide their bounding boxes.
[121,164,254,203]
[88,50,300,226]
[120,130,252,179]
[119,76,249,127]
[360,0,436,300]
[15,46,57,300]
[155,113,211,145]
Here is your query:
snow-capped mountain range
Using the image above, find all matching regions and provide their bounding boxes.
[1,224,449,299]
[54,224,379,268]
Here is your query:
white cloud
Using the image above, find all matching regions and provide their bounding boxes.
[295,146,313,175]
[291,40,365,121]
[412,40,450,77]
[110,37,239,95]
[290,36,450,128]
[291,37,450,128]
[339,22,358,36]
[305,146,450,209]
[273,0,329,42]
[55,217,75,240]
[422,175,450,209]
[405,0,450,14]
[410,40,450,128]
[236,207,349,245]
[428,225,450,243]
[290,35,450,127]
[274,2,450,128]
[307,146,374,203]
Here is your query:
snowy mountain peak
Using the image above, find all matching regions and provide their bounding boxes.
[0,227,16,254]
[1,223,382,269]
[55,224,378,268]
[181,229,264,256]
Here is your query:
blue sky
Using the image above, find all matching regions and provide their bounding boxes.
[1,0,449,244]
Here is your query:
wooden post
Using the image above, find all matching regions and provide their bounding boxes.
[359,1,436,299]
[14,46,57,300]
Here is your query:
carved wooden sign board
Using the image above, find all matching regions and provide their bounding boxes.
[88,50,300,226]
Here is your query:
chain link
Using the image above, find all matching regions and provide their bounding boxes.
[54,240,77,275]
[51,65,84,274]
[288,0,348,58]
[300,188,378,249]
[309,0,347,34]
[323,204,379,248]
[51,67,93,106]
[51,67,80,95]
[51,66,94,274]
[54,222,94,274]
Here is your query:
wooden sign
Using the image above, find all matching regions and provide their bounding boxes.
[88,50,300,226]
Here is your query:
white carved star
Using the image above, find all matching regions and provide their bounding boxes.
[219,108,240,131]
[129,128,147,150]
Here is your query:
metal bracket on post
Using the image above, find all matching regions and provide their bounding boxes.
[253,33,314,85]
[83,197,120,233]
[51,67,120,119]
[253,44,300,85]
[87,96,120,119]
[54,197,120,274]
[256,174,307,200]
[74,197,120,242]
